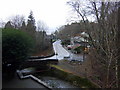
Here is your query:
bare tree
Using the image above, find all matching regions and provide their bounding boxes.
[9,15,25,29]
[35,20,50,52]
[67,0,119,88]
[37,20,48,32]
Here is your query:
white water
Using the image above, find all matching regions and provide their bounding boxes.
[40,76,78,88]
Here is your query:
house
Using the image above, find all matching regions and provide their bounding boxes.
[67,32,90,50]
[71,32,89,45]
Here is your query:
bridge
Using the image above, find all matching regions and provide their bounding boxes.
[19,58,58,70]
[19,40,71,71]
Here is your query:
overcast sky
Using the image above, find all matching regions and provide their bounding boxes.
[0,0,71,34]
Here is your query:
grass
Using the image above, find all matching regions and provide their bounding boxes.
[50,64,98,88]
[33,64,98,88]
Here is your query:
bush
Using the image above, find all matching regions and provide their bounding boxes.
[74,46,85,53]
[2,28,34,77]
[61,40,70,46]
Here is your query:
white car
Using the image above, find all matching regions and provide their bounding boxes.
[67,45,73,50]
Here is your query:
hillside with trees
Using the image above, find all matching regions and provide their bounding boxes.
[52,1,120,88]
[4,11,52,55]
[1,0,120,88]
[2,11,53,79]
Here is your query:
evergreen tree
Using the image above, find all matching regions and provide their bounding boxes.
[27,11,36,31]
[26,11,36,38]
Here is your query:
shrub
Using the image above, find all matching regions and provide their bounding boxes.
[2,28,34,77]
[61,40,70,46]
[74,46,85,53]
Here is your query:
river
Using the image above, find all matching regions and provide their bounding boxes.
[21,68,79,88]
[38,76,78,88]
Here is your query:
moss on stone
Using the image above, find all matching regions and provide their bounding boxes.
[50,65,98,88]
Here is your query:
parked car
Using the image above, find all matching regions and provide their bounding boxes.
[67,45,73,50]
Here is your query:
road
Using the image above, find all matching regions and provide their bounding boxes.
[52,40,70,59]
[67,50,84,61]
[34,40,84,61]
[35,40,70,60]
[48,40,84,61]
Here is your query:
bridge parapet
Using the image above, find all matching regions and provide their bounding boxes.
[20,59,58,70]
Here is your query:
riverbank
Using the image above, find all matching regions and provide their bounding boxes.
[50,65,97,88]
[55,60,100,88]
[34,64,97,88]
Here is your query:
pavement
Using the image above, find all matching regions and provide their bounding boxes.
[67,50,85,61]
[2,73,49,89]
[46,40,70,60]
[49,40,85,61]
[33,40,84,61]
[33,40,70,60]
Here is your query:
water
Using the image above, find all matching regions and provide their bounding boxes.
[20,68,79,88]
[40,76,78,88]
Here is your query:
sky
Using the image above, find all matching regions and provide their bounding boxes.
[0,0,70,34]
